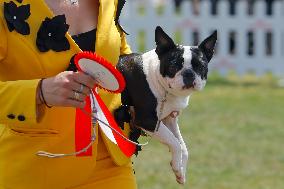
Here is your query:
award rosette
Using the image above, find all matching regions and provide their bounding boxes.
[74,52,136,157]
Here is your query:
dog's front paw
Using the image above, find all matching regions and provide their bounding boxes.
[176,171,186,185]
[177,177,186,185]
[179,147,189,184]
[170,154,188,185]
[171,164,186,185]
[170,161,184,184]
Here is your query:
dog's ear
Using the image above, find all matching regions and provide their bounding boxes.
[198,30,217,62]
[155,26,176,56]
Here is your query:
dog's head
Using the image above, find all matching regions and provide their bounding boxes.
[155,26,217,94]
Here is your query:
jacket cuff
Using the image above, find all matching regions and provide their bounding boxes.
[0,79,42,125]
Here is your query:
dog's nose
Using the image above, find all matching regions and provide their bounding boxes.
[182,69,195,88]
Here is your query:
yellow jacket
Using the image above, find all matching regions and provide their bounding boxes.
[0,0,132,188]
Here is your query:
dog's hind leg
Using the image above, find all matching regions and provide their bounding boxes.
[142,122,183,184]
[162,116,189,184]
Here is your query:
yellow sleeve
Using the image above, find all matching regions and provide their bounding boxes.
[0,16,7,61]
[0,18,42,124]
[0,79,42,124]
[120,32,132,55]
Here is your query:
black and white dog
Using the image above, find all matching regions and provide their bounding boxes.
[115,26,217,184]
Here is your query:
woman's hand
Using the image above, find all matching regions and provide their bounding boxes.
[38,71,97,109]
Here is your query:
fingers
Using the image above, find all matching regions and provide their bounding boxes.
[55,85,87,102]
[65,98,86,109]
[64,79,91,96]
[63,72,95,108]
[47,88,87,107]
[72,72,97,89]
[58,97,86,109]
[41,71,97,109]
[68,90,87,102]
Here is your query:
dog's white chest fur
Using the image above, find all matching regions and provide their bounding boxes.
[141,50,190,120]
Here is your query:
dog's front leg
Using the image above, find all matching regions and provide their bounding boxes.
[162,116,189,184]
[142,122,183,184]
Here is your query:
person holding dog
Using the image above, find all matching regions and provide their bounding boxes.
[0,0,137,188]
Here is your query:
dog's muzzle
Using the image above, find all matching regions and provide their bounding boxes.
[181,69,195,89]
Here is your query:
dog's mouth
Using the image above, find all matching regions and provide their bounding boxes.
[182,81,196,90]
[182,85,194,90]
[169,84,193,90]
[168,83,197,91]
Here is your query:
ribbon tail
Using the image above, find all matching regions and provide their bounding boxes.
[93,92,136,157]
[75,96,92,156]
[92,93,117,144]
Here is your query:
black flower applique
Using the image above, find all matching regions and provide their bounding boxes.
[4,1,31,35]
[36,15,70,52]
[115,0,129,35]
[16,0,23,3]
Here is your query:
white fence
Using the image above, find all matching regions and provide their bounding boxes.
[121,0,284,76]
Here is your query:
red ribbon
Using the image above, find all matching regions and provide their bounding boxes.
[75,96,92,156]
[93,92,136,157]
[74,92,136,157]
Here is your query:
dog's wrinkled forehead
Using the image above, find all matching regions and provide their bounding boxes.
[182,46,193,69]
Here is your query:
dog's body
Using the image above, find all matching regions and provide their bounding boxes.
[117,50,190,130]
[115,27,217,184]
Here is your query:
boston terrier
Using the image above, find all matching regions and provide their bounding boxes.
[114,26,217,184]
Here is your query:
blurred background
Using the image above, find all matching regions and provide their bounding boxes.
[120,0,284,188]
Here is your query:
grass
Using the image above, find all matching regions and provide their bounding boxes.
[132,74,284,189]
